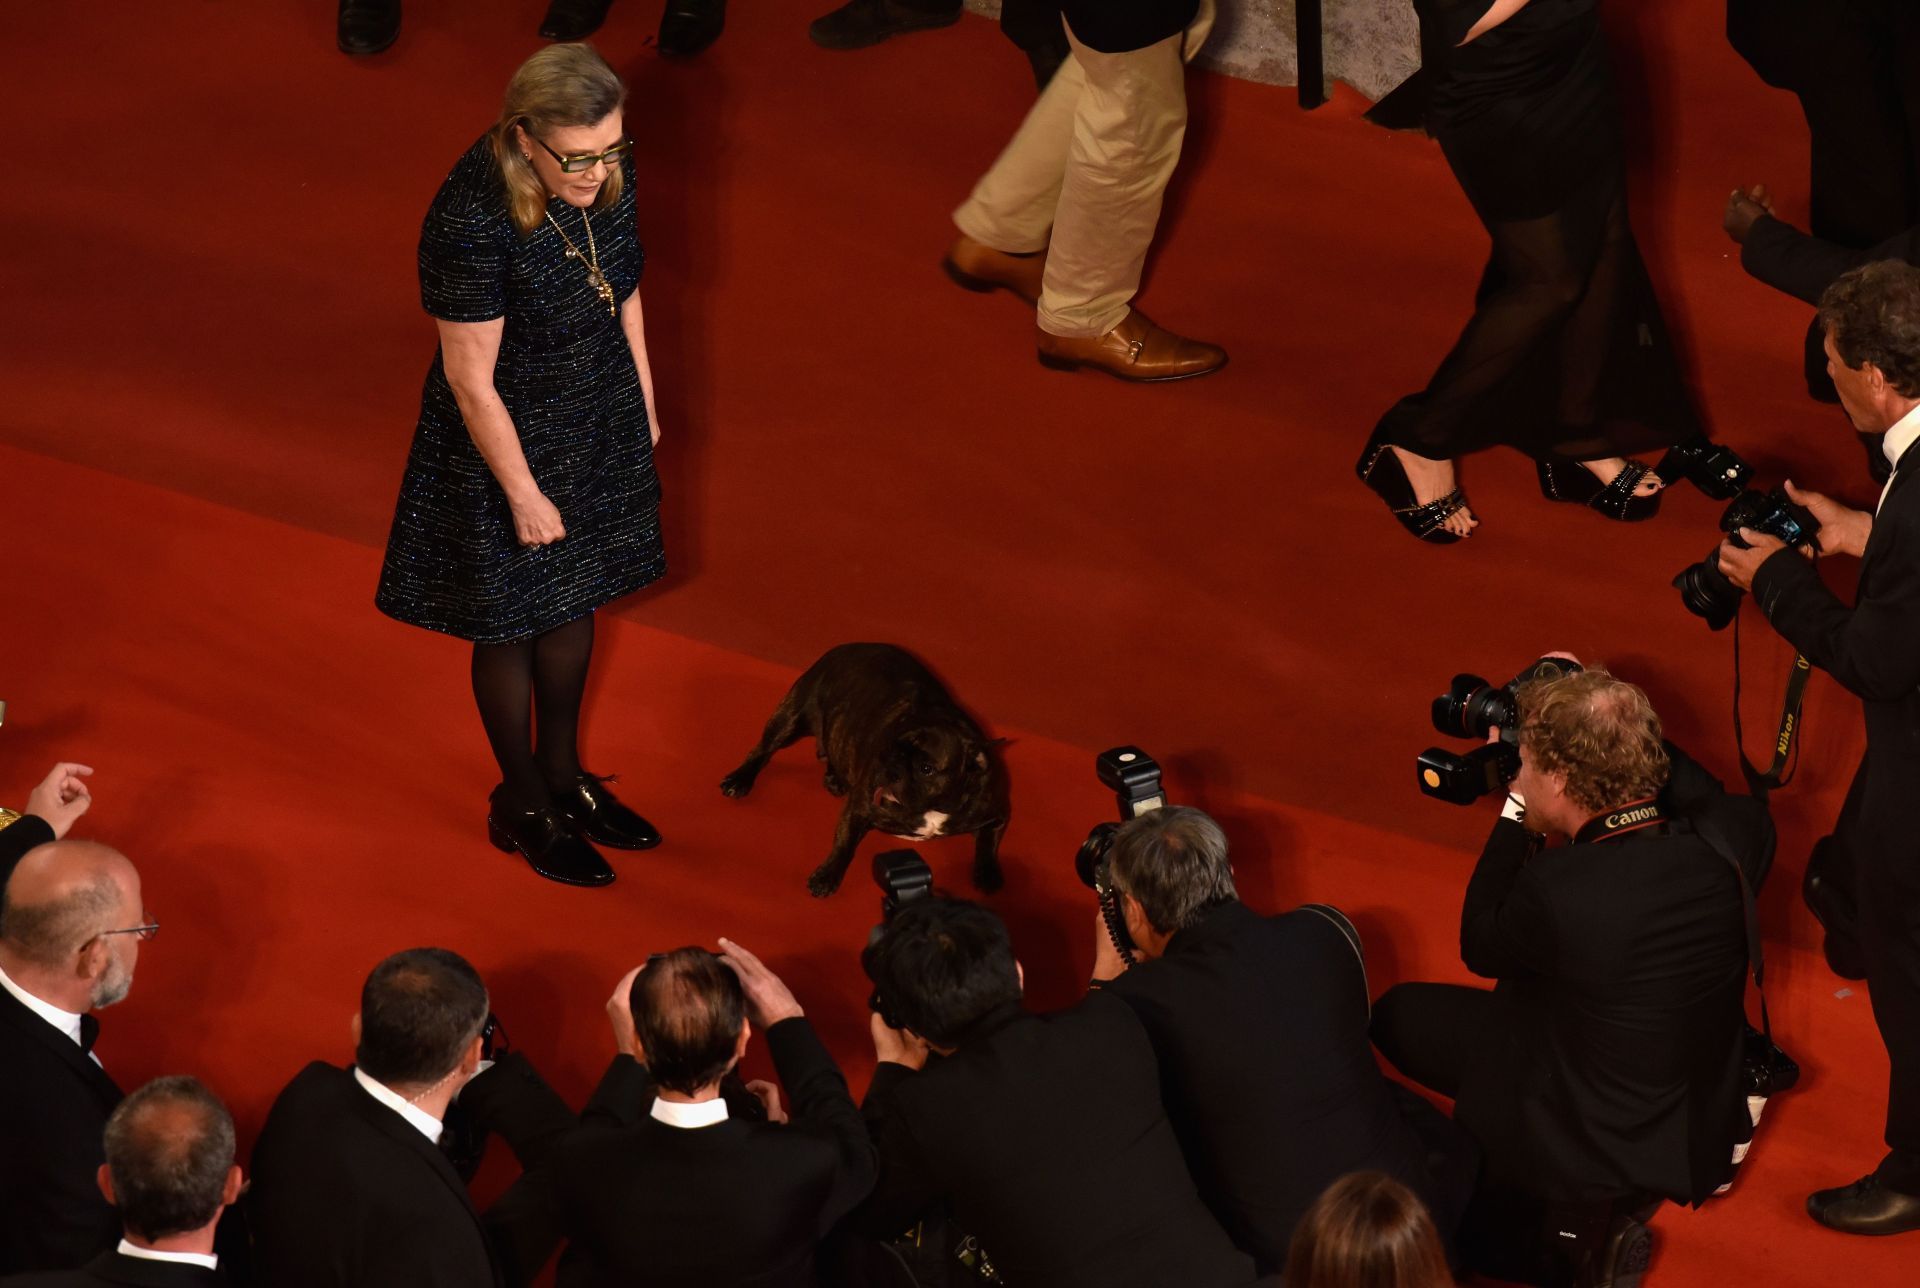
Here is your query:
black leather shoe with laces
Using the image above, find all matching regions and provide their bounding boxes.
[1808,1173,1920,1235]
[657,0,726,56]
[808,0,962,51]
[487,788,615,886]
[540,0,615,41]
[555,774,662,850]
[338,0,401,56]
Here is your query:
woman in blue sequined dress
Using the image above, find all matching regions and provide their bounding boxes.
[377,44,664,887]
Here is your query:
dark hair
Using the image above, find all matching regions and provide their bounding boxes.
[1819,260,1920,398]
[1108,806,1237,934]
[1285,1172,1452,1288]
[629,948,747,1096]
[1517,667,1669,815]
[104,1076,236,1242]
[356,948,489,1087]
[862,898,1021,1048]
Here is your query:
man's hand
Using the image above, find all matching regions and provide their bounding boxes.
[24,763,93,839]
[1715,530,1789,591]
[717,938,804,1026]
[1090,906,1130,983]
[745,1079,788,1124]
[1724,184,1775,244]
[869,1011,929,1071]
[606,964,644,1059]
[1786,480,1872,559]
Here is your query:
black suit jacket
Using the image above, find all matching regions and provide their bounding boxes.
[1102,901,1452,1272]
[248,1062,500,1288]
[0,986,123,1273]
[1742,214,1920,306]
[1453,744,1767,1206]
[519,1018,873,1288]
[0,1249,222,1286]
[1755,441,1920,870]
[859,992,1258,1288]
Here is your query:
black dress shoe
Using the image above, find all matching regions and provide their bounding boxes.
[808,0,962,51]
[1807,1174,1920,1235]
[555,773,662,850]
[657,0,725,57]
[487,789,615,886]
[338,0,401,56]
[540,0,614,41]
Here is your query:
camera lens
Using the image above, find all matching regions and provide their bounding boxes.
[1673,556,1741,631]
[1432,674,1500,739]
[1075,823,1119,890]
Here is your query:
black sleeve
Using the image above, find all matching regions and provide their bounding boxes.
[766,1018,878,1231]
[1459,818,1558,980]
[1661,740,1726,813]
[580,1054,656,1128]
[0,813,56,877]
[1741,215,1920,307]
[1662,741,1775,892]
[458,1052,577,1169]
[1753,510,1920,702]
[852,1062,944,1238]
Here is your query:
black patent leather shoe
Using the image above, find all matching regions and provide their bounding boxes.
[1807,1174,1920,1235]
[540,0,614,41]
[555,774,662,850]
[1654,434,1753,500]
[338,0,400,55]
[809,0,962,51]
[657,0,726,56]
[487,789,615,886]
[1537,458,1662,521]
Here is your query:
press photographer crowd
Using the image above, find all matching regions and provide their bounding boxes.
[10,0,1920,1286]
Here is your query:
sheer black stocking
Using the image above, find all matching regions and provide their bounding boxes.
[471,613,596,812]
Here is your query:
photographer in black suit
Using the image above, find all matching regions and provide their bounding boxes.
[0,842,153,1275]
[249,948,576,1287]
[1716,260,1920,1236]
[2,1076,241,1287]
[1089,806,1474,1273]
[502,940,875,1287]
[857,898,1268,1288]
[1372,668,1769,1285]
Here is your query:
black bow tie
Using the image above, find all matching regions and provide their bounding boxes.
[79,1014,100,1054]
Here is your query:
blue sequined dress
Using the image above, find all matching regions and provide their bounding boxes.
[375,136,665,644]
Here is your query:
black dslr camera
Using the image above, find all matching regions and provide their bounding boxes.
[1674,487,1819,630]
[1074,747,1167,963]
[865,849,936,1031]
[1416,658,1582,805]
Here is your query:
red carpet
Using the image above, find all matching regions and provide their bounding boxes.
[0,1,1906,1282]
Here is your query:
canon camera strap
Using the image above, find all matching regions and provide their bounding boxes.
[1571,798,1667,845]
[1732,616,1812,801]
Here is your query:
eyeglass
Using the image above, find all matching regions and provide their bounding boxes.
[98,916,159,942]
[531,135,633,175]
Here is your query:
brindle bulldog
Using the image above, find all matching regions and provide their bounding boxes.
[720,643,1008,897]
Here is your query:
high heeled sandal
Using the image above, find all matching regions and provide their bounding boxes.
[1654,435,1753,500]
[1536,458,1662,522]
[1356,441,1473,544]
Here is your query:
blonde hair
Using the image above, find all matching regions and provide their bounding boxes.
[490,43,627,235]
[1518,666,1670,815]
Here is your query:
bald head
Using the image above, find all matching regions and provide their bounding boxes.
[1,841,143,1011]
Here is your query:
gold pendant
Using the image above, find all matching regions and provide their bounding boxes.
[590,270,616,316]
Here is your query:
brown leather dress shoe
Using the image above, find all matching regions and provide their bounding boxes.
[942,235,1046,306]
[1036,310,1227,383]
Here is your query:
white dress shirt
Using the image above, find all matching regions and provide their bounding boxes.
[0,962,101,1067]
[118,1239,218,1270]
[1877,402,1920,513]
[650,1096,729,1129]
[353,1066,445,1143]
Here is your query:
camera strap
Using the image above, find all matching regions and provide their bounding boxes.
[1732,613,1811,801]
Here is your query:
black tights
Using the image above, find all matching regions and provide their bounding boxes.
[471,614,595,810]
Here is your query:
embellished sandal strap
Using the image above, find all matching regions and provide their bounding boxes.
[1594,459,1652,508]
[1394,488,1468,538]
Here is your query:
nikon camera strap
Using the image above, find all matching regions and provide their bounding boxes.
[1732,614,1812,802]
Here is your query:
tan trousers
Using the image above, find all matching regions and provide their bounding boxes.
[953,0,1216,338]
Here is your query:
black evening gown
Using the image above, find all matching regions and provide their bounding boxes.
[1374,0,1700,463]
[376,136,666,644]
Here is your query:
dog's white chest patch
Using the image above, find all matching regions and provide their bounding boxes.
[914,811,950,839]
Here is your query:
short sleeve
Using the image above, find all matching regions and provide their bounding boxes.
[419,194,507,324]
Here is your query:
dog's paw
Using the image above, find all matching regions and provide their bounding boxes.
[806,867,843,899]
[719,772,755,798]
[822,770,848,797]
[971,862,1006,895]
